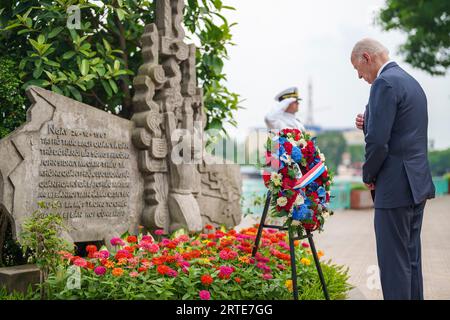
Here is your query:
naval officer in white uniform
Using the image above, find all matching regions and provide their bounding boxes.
[264,87,306,131]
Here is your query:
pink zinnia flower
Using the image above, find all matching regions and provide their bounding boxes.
[155,229,164,236]
[178,261,190,268]
[141,235,153,242]
[278,241,289,250]
[73,258,87,268]
[98,250,110,259]
[59,251,73,260]
[255,253,270,263]
[199,290,211,300]
[218,266,234,278]
[263,273,273,280]
[167,269,178,278]
[147,244,159,253]
[177,235,189,243]
[110,237,125,246]
[161,239,171,247]
[129,271,139,278]
[94,266,106,276]
[256,262,271,273]
[219,249,238,260]
[302,242,310,248]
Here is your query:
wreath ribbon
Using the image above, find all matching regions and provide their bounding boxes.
[293,161,325,190]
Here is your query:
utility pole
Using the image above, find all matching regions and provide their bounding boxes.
[306,78,314,126]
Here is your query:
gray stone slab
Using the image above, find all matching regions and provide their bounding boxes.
[0,86,144,245]
[0,264,40,294]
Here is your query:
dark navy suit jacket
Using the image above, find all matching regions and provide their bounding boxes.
[363,62,435,208]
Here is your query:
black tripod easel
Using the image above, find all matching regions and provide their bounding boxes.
[251,191,330,300]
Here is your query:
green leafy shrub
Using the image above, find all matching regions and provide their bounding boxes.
[20,201,72,299]
[0,56,27,138]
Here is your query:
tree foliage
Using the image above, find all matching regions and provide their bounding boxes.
[0,0,239,135]
[0,57,27,138]
[377,0,450,75]
[316,131,347,173]
[428,148,450,176]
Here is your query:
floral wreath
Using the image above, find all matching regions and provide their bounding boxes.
[262,128,333,234]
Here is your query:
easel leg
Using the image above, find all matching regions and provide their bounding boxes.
[307,230,330,300]
[252,191,271,257]
[288,226,299,300]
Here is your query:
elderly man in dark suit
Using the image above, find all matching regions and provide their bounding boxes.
[351,38,435,300]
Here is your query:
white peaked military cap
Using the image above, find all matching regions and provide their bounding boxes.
[274,86,303,102]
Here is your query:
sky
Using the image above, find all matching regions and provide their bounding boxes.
[221,0,450,150]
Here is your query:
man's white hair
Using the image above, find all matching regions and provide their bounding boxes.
[352,38,389,60]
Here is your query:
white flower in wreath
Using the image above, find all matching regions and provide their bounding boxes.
[287,137,298,146]
[276,197,288,207]
[322,210,330,219]
[295,194,304,206]
[319,153,326,162]
[271,172,282,186]
[280,153,292,165]
[298,139,307,148]
[291,220,301,226]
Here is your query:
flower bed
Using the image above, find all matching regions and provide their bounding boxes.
[41,225,351,300]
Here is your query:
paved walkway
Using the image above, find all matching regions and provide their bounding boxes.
[236,195,450,300]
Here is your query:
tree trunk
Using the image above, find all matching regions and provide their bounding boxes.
[114,9,132,120]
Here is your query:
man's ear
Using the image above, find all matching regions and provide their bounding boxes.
[363,52,371,63]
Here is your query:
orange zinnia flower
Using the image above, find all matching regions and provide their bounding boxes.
[112,268,124,277]
[318,250,325,259]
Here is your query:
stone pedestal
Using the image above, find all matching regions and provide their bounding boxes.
[0,264,40,294]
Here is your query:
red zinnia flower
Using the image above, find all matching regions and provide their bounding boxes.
[127,235,138,243]
[138,267,147,273]
[86,245,97,253]
[201,274,214,286]
[157,265,170,275]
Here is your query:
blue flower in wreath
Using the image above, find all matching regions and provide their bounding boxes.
[291,146,302,163]
[308,182,319,192]
[317,187,326,198]
[278,137,288,145]
[304,197,312,207]
[293,204,312,221]
[277,145,286,158]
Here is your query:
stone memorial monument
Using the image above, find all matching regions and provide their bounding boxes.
[0,0,242,260]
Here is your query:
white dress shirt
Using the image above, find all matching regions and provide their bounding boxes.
[264,97,306,131]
